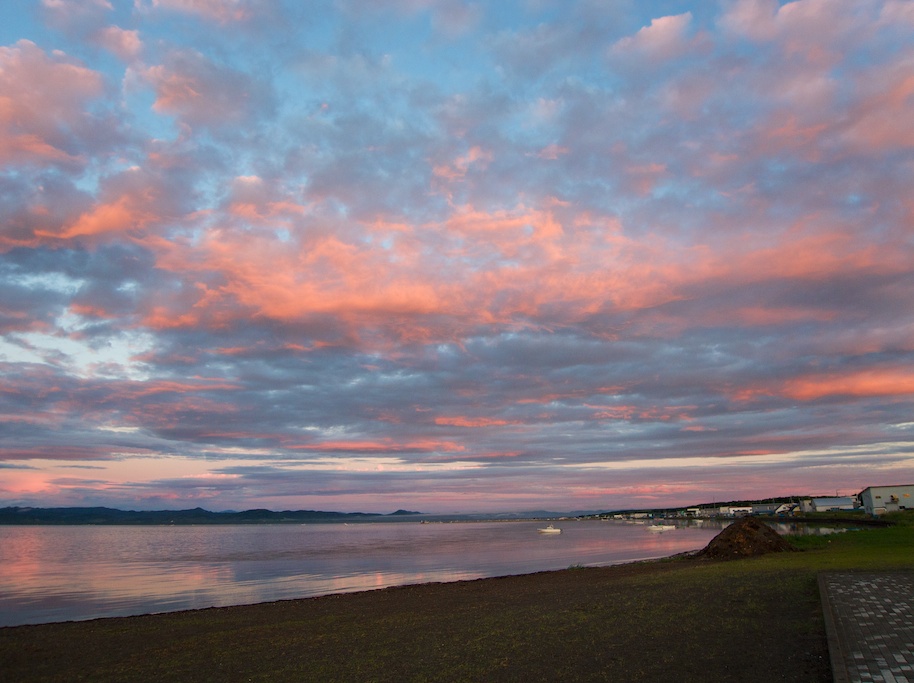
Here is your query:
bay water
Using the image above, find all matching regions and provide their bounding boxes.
[0,519,724,627]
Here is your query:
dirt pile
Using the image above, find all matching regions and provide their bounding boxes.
[697,516,797,560]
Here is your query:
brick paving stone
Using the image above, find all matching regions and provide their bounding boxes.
[820,572,914,683]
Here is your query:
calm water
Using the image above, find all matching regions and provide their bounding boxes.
[0,520,723,627]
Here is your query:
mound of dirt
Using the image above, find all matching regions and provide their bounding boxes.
[697,517,797,560]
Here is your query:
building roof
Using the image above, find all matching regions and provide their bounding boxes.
[860,484,914,493]
[812,497,855,506]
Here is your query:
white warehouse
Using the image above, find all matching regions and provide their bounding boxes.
[859,484,914,515]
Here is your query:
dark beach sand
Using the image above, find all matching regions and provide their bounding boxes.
[0,555,831,682]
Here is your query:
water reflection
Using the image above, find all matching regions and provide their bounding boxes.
[0,520,726,627]
[767,522,847,536]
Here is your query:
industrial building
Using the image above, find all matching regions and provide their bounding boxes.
[859,485,914,515]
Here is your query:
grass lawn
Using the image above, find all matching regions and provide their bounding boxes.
[1,513,912,682]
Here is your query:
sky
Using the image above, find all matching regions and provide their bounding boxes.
[1,0,913,514]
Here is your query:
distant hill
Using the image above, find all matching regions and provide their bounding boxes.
[0,506,422,525]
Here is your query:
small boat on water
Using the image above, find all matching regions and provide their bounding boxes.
[646,524,676,532]
[538,524,562,534]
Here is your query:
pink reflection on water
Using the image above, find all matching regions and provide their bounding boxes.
[0,520,724,626]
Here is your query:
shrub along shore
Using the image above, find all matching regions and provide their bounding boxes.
[1,513,912,683]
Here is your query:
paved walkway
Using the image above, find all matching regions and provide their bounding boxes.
[819,571,914,683]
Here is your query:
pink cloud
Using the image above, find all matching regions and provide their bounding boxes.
[443,203,563,242]
[52,196,154,239]
[592,405,696,423]
[93,26,143,61]
[729,10,914,159]
[138,0,260,23]
[289,439,464,453]
[782,368,914,401]
[42,0,112,10]
[718,0,780,42]
[724,229,893,281]
[0,40,104,167]
[720,0,875,65]
[40,140,892,352]
[434,416,515,427]
[733,367,914,402]
[880,0,914,26]
[135,49,271,128]
[225,176,309,223]
[113,379,241,399]
[135,196,892,345]
[32,167,181,242]
[212,237,437,318]
[432,146,493,182]
[611,12,696,62]
[840,56,914,152]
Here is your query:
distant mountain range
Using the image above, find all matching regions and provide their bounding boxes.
[0,506,422,525]
[0,496,824,525]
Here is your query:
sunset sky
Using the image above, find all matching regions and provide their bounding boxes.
[2,0,913,513]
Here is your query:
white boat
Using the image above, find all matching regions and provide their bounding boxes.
[646,524,676,532]
[537,524,562,534]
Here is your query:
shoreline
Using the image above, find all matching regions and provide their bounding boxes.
[0,518,723,629]
[0,551,835,682]
[0,544,704,631]
[1,516,858,630]
[2,550,704,631]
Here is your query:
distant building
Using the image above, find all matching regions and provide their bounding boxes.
[859,485,914,515]
[751,504,779,515]
[723,506,753,517]
[810,497,857,512]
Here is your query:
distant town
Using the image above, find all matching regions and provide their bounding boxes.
[595,483,913,521]
[1,483,910,525]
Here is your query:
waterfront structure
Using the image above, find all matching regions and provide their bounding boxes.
[859,485,914,515]
[721,506,754,516]
[810,497,857,512]
[800,497,856,513]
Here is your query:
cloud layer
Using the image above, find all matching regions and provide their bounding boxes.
[2,0,913,512]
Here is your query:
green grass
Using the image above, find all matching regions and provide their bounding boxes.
[1,514,912,682]
[775,511,913,570]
